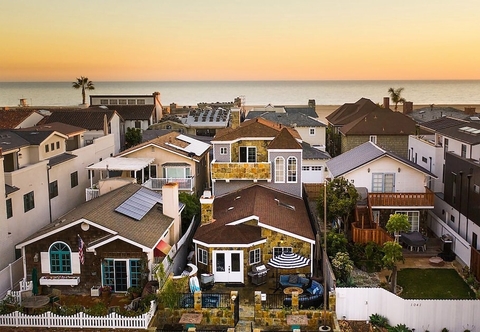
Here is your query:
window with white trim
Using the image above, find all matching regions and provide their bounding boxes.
[302,166,310,171]
[287,157,297,182]
[311,166,322,171]
[370,135,377,144]
[239,146,256,162]
[198,248,208,265]
[50,242,72,274]
[395,211,420,232]
[220,147,227,155]
[372,173,395,192]
[309,128,315,135]
[273,247,292,257]
[275,156,285,182]
[249,248,261,265]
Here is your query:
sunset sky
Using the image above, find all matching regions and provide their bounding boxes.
[1,1,480,82]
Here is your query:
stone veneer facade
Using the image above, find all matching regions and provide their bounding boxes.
[342,135,409,159]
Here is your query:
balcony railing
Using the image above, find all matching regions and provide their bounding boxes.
[85,188,100,201]
[211,162,271,180]
[368,187,434,207]
[143,177,194,191]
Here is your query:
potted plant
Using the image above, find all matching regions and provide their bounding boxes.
[127,286,142,299]
[100,285,112,299]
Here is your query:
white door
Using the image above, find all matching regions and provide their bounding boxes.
[213,250,243,283]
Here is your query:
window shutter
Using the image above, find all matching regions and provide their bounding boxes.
[72,253,81,274]
[40,252,50,273]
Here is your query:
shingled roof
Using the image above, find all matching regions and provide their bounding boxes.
[339,108,416,135]
[103,105,155,121]
[268,127,302,150]
[194,185,315,245]
[246,111,326,128]
[0,109,39,129]
[213,117,301,141]
[16,183,174,249]
[43,107,122,130]
[326,98,381,126]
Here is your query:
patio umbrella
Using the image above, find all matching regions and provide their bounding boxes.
[268,252,311,292]
[268,252,310,269]
[32,267,39,296]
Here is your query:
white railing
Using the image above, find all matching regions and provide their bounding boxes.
[0,258,24,300]
[143,177,194,191]
[85,188,100,201]
[0,300,157,329]
[336,287,479,331]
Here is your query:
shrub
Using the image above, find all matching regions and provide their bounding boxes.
[388,324,411,332]
[331,252,354,284]
[326,231,348,259]
[369,313,389,328]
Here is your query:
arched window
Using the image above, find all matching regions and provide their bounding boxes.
[49,242,72,274]
[275,157,285,183]
[287,157,297,183]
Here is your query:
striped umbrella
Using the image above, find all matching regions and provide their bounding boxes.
[268,252,310,269]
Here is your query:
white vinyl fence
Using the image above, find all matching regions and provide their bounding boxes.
[0,300,157,330]
[336,287,479,331]
[0,258,24,299]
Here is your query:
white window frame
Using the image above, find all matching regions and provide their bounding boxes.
[220,147,228,155]
[273,247,292,257]
[372,173,395,192]
[309,128,315,136]
[239,146,256,162]
[275,156,285,183]
[370,135,377,144]
[198,248,208,265]
[249,248,261,265]
[287,157,297,183]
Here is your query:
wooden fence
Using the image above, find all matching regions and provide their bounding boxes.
[368,188,434,207]
[0,300,157,330]
[470,247,480,281]
[351,222,393,245]
[303,183,323,201]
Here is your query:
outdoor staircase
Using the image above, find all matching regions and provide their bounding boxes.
[235,305,255,332]
[355,205,374,229]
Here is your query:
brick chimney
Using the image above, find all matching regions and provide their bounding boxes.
[230,108,241,129]
[465,107,476,115]
[403,101,413,114]
[162,182,179,219]
[383,97,390,109]
[200,190,214,225]
[308,99,316,108]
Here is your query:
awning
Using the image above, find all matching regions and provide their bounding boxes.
[154,240,172,257]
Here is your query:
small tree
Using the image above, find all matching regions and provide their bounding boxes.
[72,76,95,105]
[382,241,404,293]
[179,192,200,233]
[331,251,354,286]
[385,213,411,243]
[318,177,359,233]
[125,127,142,148]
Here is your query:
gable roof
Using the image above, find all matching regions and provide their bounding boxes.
[43,107,123,130]
[268,127,302,150]
[436,121,480,145]
[339,108,416,135]
[0,109,40,129]
[16,122,86,137]
[327,141,436,178]
[0,130,32,153]
[16,183,175,249]
[119,131,210,161]
[301,142,330,160]
[246,111,326,128]
[326,98,381,126]
[283,106,318,118]
[194,185,315,245]
[418,117,468,132]
[213,117,301,142]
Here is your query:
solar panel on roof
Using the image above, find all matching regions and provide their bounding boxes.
[115,187,162,220]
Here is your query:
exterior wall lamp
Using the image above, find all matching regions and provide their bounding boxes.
[34,253,39,262]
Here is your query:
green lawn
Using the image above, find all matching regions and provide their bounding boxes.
[397,268,476,299]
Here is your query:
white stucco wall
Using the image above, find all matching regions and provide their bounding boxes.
[342,156,428,193]
[296,126,326,149]
[408,135,444,193]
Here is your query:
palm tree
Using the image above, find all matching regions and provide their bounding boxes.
[72,77,95,105]
[387,87,406,111]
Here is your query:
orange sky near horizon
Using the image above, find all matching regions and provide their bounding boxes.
[1,1,480,82]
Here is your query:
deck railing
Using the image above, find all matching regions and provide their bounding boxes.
[143,177,194,191]
[85,188,100,201]
[351,222,393,245]
[368,187,434,207]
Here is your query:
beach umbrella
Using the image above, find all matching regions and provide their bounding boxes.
[267,252,310,269]
[32,267,39,296]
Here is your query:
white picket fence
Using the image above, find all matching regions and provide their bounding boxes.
[336,287,479,331]
[0,300,157,329]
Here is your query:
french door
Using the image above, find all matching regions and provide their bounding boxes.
[213,250,243,283]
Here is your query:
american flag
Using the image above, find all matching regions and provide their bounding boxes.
[78,235,85,265]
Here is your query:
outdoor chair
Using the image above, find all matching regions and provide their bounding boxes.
[124,297,141,311]
[48,288,61,305]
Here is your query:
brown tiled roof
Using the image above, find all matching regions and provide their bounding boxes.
[419,117,468,131]
[339,108,417,135]
[0,109,38,129]
[15,122,86,137]
[213,117,301,141]
[43,108,122,130]
[17,184,173,249]
[105,105,155,121]
[326,98,380,126]
[268,127,302,149]
[194,185,315,245]
[118,131,209,161]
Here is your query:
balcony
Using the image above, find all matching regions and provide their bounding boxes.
[86,187,100,201]
[143,177,194,191]
[368,187,434,208]
[211,162,271,181]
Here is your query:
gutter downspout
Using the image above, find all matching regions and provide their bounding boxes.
[47,164,52,223]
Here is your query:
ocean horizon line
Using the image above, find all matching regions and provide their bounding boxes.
[2,79,480,83]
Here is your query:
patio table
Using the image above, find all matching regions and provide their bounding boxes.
[400,231,427,251]
[22,295,50,314]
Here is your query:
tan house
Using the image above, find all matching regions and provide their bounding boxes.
[193,184,316,285]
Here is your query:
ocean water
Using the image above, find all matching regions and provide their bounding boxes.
[1,80,480,107]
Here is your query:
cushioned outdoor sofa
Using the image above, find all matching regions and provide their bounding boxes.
[283,279,323,309]
[279,275,310,288]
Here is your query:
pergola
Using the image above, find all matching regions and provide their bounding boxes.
[86,157,155,187]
